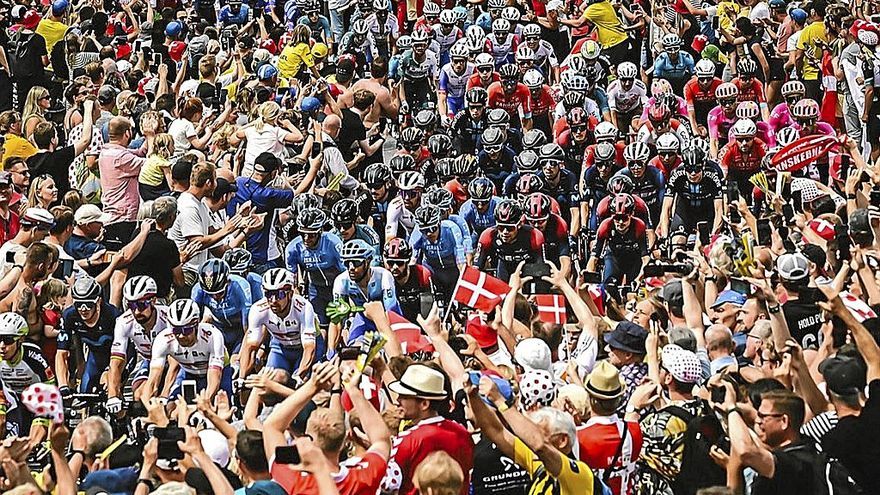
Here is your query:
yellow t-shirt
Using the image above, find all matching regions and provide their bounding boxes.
[796,21,828,81]
[278,43,315,80]
[36,18,68,53]
[1,134,38,166]
[581,1,627,49]
[716,1,741,31]
[513,437,596,495]
[139,154,170,186]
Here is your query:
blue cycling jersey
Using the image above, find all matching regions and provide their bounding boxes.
[459,197,499,247]
[447,214,473,255]
[409,220,467,270]
[286,232,345,292]
[332,266,400,312]
[219,4,250,25]
[332,225,382,266]
[191,275,252,331]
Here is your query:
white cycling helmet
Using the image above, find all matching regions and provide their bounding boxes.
[466,25,485,42]
[656,133,681,154]
[522,23,541,37]
[623,142,651,162]
[715,82,738,100]
[167,299,201,327]
[502,6,520,21]
[475,52,494,68]
[735,101,760,120]
[439,9,456,24]
[662,33,682,50]
[781,80,805,97]
[594,121,618,142]
[516,45,536,62]
[0,313,27,338]
[732,118,757,138]
[262,268,295,290]
[449,41,469,59]
[124,276,158,301]
[522,69,544,88]
[695,58,715,78]
[617,62,638,79]
[397,171,426,190]
[492,18,511,34]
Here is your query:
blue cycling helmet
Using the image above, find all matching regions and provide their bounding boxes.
[52,0,69,15]
[258,64,278,80]
[165,20,183,38]
[199,259,230,294]
[790,8,807,23]
[302,96,322,113]
[341,239,374,261]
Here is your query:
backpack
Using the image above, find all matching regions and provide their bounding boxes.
[782,441,864,495]
[8,30,36,78]
[664,401,728,495]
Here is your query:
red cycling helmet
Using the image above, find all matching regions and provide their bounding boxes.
[648,104,671,123]
[567,106,588,128]
[611,193,635,217]
[384,237,413,260]
[524,192,551,221]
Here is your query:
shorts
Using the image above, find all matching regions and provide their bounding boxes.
[768,57,786,82]
[266,337,323,373]
[169,367,233,399]
[447,95,465,116]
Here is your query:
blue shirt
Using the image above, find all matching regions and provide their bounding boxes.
[219,4,250,25]
[654,51,696,81]
[459,196,499,247]
[191,274,252,332]
[227,178,295,264]
[409,220,467,269]
[285,232,345,292]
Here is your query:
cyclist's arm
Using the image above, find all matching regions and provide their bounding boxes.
[294,303,317,378]
[205,328,226,398]
[146,337,171,399]
[241,305,269,378]
[108,319,131,399]
[658,193,675,239]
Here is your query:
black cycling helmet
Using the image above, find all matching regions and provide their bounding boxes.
[466,87,488,107]
[481,127,505,148]
[199,259,230,294]
[681,147,706,169]
[384,237,412,260]
[415,205,442,228]
[468,177,494,201]
[399,126,424,148]
[293,193,321,213]
[522,129,547,150]
[607,175,634,195]
[72,276,102,302]
[494,199,523,224]
[297,207,327,232]
[562,91,585,110]
[455,154,478,179]
[515,150,540,173]
[435,157,456,181]
[424,187,454,209]
[499,63,519,80]
[389,154,417,173]
[331,198,359,225]
[223,248,252,273]
[414,109,438,129]
[363,163,392,184]
[428,133,453,156]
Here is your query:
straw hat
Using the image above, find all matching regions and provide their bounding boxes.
[389,364,448,399]
[584,361,626,400]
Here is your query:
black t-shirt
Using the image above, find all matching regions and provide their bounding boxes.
[782,299,824,349]
[27,146,75,194]
[127,230,181,298]
[10,31,47,80]
[337,108,366,163]
[752,439,826,495]
[471,436,530,495]
[822,379,880,493]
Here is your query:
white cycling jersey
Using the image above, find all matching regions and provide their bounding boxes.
[111,305,170,361]
[246,296,317,348]
[385,196,416,240]
[431,24,462,54]
[607,79,648,114]
[150,324,226,376]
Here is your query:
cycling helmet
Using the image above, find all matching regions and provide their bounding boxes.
[567,107,588,128]
[475,53,495,70]
[465,36,486,54]
[262,268,295,290]
[257,64,278,81]
[468,177,495,200]
[580,39,602,60]
[562,91,586,110]
[655,133,680,154]
[373,0,386,10]
[494,199,524,224]
[467,25,486,43]
[681,147,706,168]
[352,19,370,35]
[594,142,616,163]
[515,150,541,172]
[428,134,453,156]
[515,173,544,196]
[399,126,425,148]
[524,193,552,221]
[414,109,438,129]
[692,138,711,158]
[492,18,511,34]
[516,45,536,63]
[449,42,469,59]
[384,238,412,260]
[453,6,467,22]
[567,56,589,76]
[781,80,805,97]
[624,142,652,162]
[661,33,682,51]
[732,118,757,138]
[488,0,505,9]
[791,99,819,119]
[123,276,157,301]
[607,175,634,194]
[650,78,673,97]
[439,9,456,24]
[411,28,430,44]
[363,163,392,184]
[502,6,520,21]
[736,57,757,76]
[199,259,230,294]
[424,187,454,209]
[648,104,671,123]
[331,198,359,224]
[611,193,636,217]
[735,101,760,120]
[0,313,27,337]
[341,239,374,260]
[617,62,638,80]
[539,143,565,161]
[293,193,321,213]
[566,74,590,93]
[396,35,413,50]
[167,299,201,327]
[223,248,252,273]
[488,108,511,126]
[297,207,327,232]
[397,171,426,190]
[455,154,479,178]
[435,157,455,180]
[72,276,101,301]
[522,129,547,150]
[415,205,443,229]
[498,63,519,80]
[423,1,440,15]
[776,127,799,147]
[466,86,488,107]
[695,58,715,78]
[481,127,506,147]
[594,121,618,142]
[715,82,739,100]
[522,23,541,37]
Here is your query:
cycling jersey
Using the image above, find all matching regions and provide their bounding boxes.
[486,33,518,66]
[333,267,399,311]
[398,49,439,84]
[394,264,433,322]
[720,139,767,173]
[539,168,579,220]
[638,96,689,123]
[191,275,252,343]
[593,217,649,259]
[410,220,467,270]
[459,197,499,247]
[334,225,382,265]
[242,272,264,302]
[666,168,724,230]
[466,72,500,90]
[431,24,463,62]
[581,166,618,230]
[0,342,55,394]
[487,82,533,124]
[596,193,653,227]
[110,305,171,361]
[370,190,396,246]
[733,78,767,107]
[707,106,737,147]
[386,196,417,241]
[366,14,399,59]
[450,110,488,154]
[477,147,516,188]
[60,302,119,352]
[530,86,557,134]
[636,119,691,149]
[219,4,250,25]
[683,77,721,123]
[447,214,473,255]
[439,63,474,99]
[530,40,559,72]
[475,226,545,279]
[246,296,317,348]
[150,324,227,376]
[537,214,570,261]
[286,232,345,291]
[653,51,695,90]
[607,79,648,114]
[614,166,665,224]
[767,103,795,134]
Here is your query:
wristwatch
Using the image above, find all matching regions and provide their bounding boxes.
[330,388,343,395]
[768,304,782,314]
[138,479,155,491]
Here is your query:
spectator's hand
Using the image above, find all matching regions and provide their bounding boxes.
[478,376,504,404]
[177,426,203,456]
[417,303,445,340]
[627,382,661,410]
[83,98,95,114]
[245,367,276,391]
[88,249,108,266]
[158,63,168,78]
[744,275,777,305]
[143,437,159,469]
[142,397,169,427]
[460,334,479,356]
[709,445,729,469]
[140,219,156,235]
[541,259,567,288]
[294,436,329,474]
[509,260,533,290]
[196,389,215,414]
[180,240,202,264]
[817,284,846,315]
[49,423,69,454]
[362,301,388,325]
[308,362,336,391]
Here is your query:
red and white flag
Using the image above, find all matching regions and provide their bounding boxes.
[388,311,434,355]
[841,291,877,322]
[452,266,511,312]
[534,294,567,324]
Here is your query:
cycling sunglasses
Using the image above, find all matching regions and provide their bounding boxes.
[0,336,18,345]
[571,125,587,133]
[400,189,421,199]
[497,223,518,232]
[127,299,153,311]
[484,145,503,153]
[473,199,489,206]
[367,182,386,190]
[685,165,703,173]
[420,225,439,234]
[172,324,198,336]
[719,98,737,106]
[75,299,99,311]
[613,214,631,221]
[265,288,289,301]
[386,259,408,266]
[336,222,354,231]
[477,66,493,72]
[344,259,366,268]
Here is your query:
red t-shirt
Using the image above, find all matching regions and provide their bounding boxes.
[487,81,532,120]
[0,210,20,246]
[271,452,387,495]
[381,416,474,495]
[577,416,643,495]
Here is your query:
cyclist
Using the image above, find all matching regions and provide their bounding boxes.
[521,23,560,83]
[581,142,622,231]
[658,148,725,240]
[398,28,439,114]
[451,87,489,154]
[363,164,397,245]
[537,143,579,225]
[240,268,318,383]
[684,59,722,138]
[636,104,691,149]
[721,119,767,199]
[331,198,381,264]
[460,177,499,249]
[58,277,119,395]
[477,127,516,191]
[397,127,430,166]
[523,70,556,139]
[383,239,433,322]
[650,132,681,179]
[467,53,500,90]
[502,149,541,197]
[224,248,264,302]
[729,101,775,148]
[486,19,518,66]
[475,199,545,279]
[0,312,55,438]
[286,208,344,330]
[487,63,533,130]
[524,193,572,279]
[487,108,523,153]
[386,171,425,241]
[595,175,654,231]
[707,82,740,158]
[556,107,593,181]
[607,62,648,138]
[423,187,473,263]
[108,276,169,410]
[438,42,474,125]
[191,259,253,355]
[767,80,804,134]
[330,240,400,348]
[617,142,665,225]
[146,299,231,399]
[588,194,649,284]
[366,0,398,61]
[339,20,372,69]
[653,34,695,94]
[732,58,770,121]
[432,9,463,66]
[792,99,835,137]
[411,205,466,299]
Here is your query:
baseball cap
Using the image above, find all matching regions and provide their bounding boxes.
[603,321,648,354]
[74,204,112,225]
[51,0,69,15]
[21,208,54,228]
[0,172,12,186]
[172,156,195,182]
[661,279,684,308]
[711,290,746,309]
[776,252,810,282]
[801,244,827,271]
[514,338,551,372]
[311,42,329,58]
[668,326,697,352]
[819,355,866,395]
[97,85,120,105]
[661,344,703,384]
[211,177,238,200]
[336,58,355,81]
[849,208,872,237]
[21,10,41,30]
[253,152,281,174]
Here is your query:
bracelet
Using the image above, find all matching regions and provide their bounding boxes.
[138,479,156,491]
[726,406,740,416]
[847,194,857,200]
[768,304,781,314]
[330,388,343,395]
[12,264,23,271]
[705,276,716,282]
[496,402,510,413]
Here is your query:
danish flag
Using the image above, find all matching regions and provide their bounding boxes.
[388,311,434,355]
[452,266,511,312]
[534,294,568,324]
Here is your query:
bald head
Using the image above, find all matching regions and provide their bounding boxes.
[323,114,341,138]
[706,324,734,355]
[216,167,235,183]
[107,117,132,141]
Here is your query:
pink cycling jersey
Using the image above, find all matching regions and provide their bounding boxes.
[767,103,795,134]
[707,106,737,143]
[794,121,836,137]
[639,96,689,122]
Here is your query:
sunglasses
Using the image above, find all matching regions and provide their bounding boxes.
[0,336,18,345]
[497,224,517,232]
[571,126,587,133]
[596,161,611,169]
[544,161,561,167]
[737,136,754,142]
[420,225,439,234]
[336,222,354,231]
[127,299,153,311]
[367,182,385,190]
[265,288,289,301]
[720,99,737,106]
[172,324,198,336]
[473,199,489,206]
[619,78,634,83]
[613,214,630,221]
[400,189,421,199]
[452,58,467,64]
[11,169,29,176]
[797,118,816,125]
[301,230,321,237]
[402,143,421,151]
[698,77,713,82]
[344,259,366,268]
[75,300,98,311]
[685,166,702,174]
[629,160,645,167]
[386,259,408,266]
[525,36,539,42]
[659,151,676,156]
[485,146,502,153]
[478,66,493,72]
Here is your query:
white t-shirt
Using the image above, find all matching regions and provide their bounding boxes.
[168,118,198,156]
[0,242,25,279]
[242,125,289,177]
[168,192,212,271]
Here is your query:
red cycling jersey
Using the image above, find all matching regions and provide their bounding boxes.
[683,77,722,109]
[530,85,557,117]
[466,71,500,90]
[487,81,533,120]
[582,142,627,171]
[732,78,767,105]
[720,138,767,173]
[596,194,652,226]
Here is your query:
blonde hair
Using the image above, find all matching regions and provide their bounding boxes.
[150,482,196,495]
[21,86,49,135]
[151,133,175,159]
[210,123,236,151]
[413,452,463,495]
[254,101,281,133]
[28,174,56,210]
